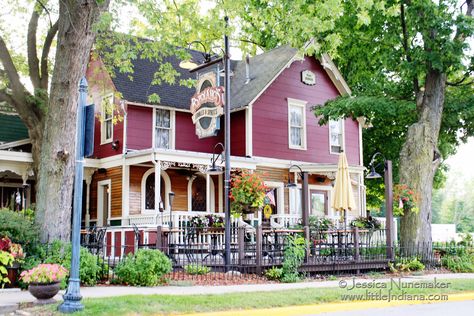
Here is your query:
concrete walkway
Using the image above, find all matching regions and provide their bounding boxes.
[1,273,473,314]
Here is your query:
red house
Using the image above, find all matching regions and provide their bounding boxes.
[79,44,370,250]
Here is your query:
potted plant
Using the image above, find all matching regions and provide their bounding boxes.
[0,236,24,287]
[230,171,267,215]
[350,216,382,231]
[20,263,68,302]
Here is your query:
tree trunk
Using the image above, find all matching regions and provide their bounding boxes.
[35,0,109,243]
[399,70,446,253]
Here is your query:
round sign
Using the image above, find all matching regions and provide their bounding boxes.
[263,205,272,219]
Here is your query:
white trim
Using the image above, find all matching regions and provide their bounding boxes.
[0,150,33,163]
[141,168,172,213]
[0,139,31,150]
[97,179,112,226]
[329,119,345,155]
[100,93,114,145]
[218,174,223,212]
[287,98,307,150]
[263,181,285,215]
[358,118,364,166]
[245,106,253,156]
[187,173,215,212]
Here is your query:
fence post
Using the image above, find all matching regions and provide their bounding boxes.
[156,226,162,250]
[353,227,360,263]
[238,227,245,266]
[304,226,310,262]
[256,225,262,274]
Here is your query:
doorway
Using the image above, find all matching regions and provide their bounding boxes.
[310,190,328,217]
[97,180,111,226]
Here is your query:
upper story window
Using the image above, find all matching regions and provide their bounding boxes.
[288,98,307,150]
[329,119,344,154]
[100,94,114,144]
[154,108,175,149]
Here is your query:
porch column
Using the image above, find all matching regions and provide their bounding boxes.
[121,164,130,226]
[206,174,211,212]
[218,174,223,212]
[154,160,161,213]
[84,168,95,227]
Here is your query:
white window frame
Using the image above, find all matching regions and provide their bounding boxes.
[329,119,345,154]
[152,107,175,149]
[287,98,307,150]
[100,93,114,144]
[264,181,285,215]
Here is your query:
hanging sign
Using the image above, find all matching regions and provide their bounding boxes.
[263,204,273,219]
[301,70,316,85]
[190,72,224,139]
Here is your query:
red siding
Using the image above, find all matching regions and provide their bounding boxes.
[231,110,246,157]
[252,57,360,165]
[93,118,124,158]
[127,105,153,150]
[175,111,224,153]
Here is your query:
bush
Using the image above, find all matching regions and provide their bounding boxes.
[184,264,211,275]
[442,253,474,273]
[390,257,425,273]
[29,241,104,286]
[265,267,283,280]
[114,249,172,286]
[281,235,307,283]
[0,209,39,254]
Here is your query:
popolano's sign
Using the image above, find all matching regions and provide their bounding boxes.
[190,72,224,138]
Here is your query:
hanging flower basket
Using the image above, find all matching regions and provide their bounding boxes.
[230,171,267,216]
[393,184,419,216]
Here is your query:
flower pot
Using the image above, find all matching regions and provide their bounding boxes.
[28,282,61,302]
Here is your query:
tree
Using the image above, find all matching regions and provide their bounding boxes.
[0,0,110,242]
[312,0,474,248]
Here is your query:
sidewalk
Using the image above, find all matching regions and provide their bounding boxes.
[1,273,473,314]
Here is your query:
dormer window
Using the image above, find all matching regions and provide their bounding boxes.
[329,119,344,153]
[154,108,175,149]
[288,98,307,150]
[100,94,114,144]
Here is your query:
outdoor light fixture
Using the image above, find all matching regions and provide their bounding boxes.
[365,151,394,260]
[206,143,225,175]
[286,164,304,188]
[286,164,310,237]
[179,41,212,70]
[168,191,175,211]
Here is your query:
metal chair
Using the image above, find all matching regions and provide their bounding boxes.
[87,227,107,255]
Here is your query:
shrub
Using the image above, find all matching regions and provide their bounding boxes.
[350,216,381,230]
[0,250,14,287]
[391,257,425,273]
[0,209,39,254]
[281,235,307,283]
[184,264,211,275]
[114,249,172,286]
[265,267,283,280]
[442,253,474,273]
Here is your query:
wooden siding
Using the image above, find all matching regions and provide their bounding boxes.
[255,167,290,214]
[86,56,124,158]
[252,56,360,166]
[90,167,123,219]
[230,110,246,156]
[127,105,153,150]
[129,166,148,215]
[175,111,224,153]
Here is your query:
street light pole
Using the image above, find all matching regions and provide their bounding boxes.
[58,78,87,313]
[223,16,232,271]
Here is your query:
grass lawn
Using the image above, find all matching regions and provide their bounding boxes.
[29,278,474,316]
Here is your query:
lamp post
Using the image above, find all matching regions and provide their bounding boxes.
[58,78,87,313]
[180,17,232,271]
[366,152,394,260]
[286,165,309,241]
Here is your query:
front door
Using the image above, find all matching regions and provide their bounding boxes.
[310,190,328,217]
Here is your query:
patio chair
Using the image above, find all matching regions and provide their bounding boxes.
[87,227,107,255]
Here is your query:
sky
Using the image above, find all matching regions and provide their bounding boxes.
[445,137,474,179]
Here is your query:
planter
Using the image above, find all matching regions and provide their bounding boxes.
[206,227,225,233]
[242,206,260,214]
[28,282,61,302]
[4,262,20,288]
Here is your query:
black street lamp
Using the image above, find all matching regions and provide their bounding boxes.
[206,143,225,175]
[286,165,309,240]
[366,152,394,260]
[180,17,232,271]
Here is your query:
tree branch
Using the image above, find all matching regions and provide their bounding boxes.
[40,20,59,90]
[0,88,15,105]
[27,9,41,90]
[0,35,28,105]
[400,2,420,103]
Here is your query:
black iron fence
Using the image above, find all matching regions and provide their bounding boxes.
[80,226,473,283]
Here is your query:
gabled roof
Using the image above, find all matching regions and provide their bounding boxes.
[0,113,29,143]
[108,43,350,110]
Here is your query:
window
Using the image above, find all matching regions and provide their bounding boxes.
[101,94,114,144]
[288,98,307,149]
[143,172,165,211]
[289,188,303,216]
[154,109,174,149]
[329,119,344,153]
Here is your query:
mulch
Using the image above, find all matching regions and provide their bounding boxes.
[165,271,276,286]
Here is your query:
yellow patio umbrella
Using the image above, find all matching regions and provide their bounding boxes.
[332,152,356,227]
